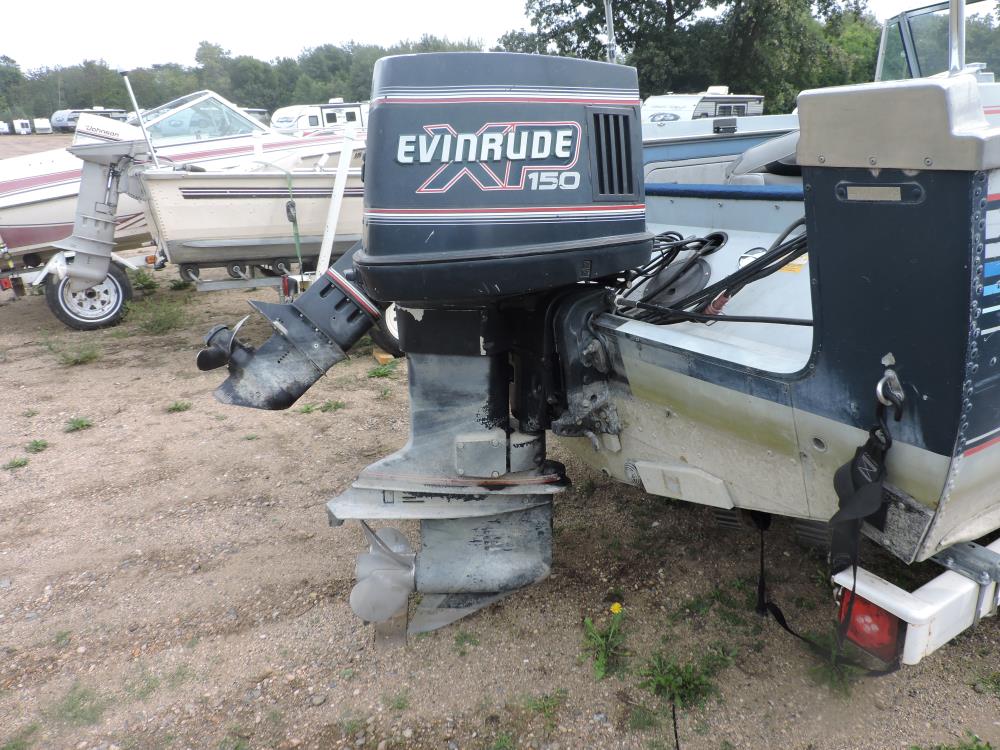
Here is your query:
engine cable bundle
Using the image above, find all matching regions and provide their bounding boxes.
[616,218,811,326]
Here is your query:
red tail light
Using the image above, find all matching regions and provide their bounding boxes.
[0,278,11,291]
[838,590,904,662]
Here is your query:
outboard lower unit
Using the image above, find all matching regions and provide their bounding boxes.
[202,52,650,629]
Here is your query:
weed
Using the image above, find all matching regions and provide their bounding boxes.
[57,343,101,366]
[1,723,39,750]
[243,434,259,441]
[910,733,994,750]
[319,400,346,412]
[3,458,27,470]
[64,417,93,433]
[974,671,1000,697]
[124,666,160,700]
[627,704,659,731]
[639,644,734,709]
[376,387,392,400]
[339,668,355,681]
[340,714,364,735]
[128,298,185,335]
[383,689,410,711]
[25,440,48,454]
[490,732,516,750]
[296,403,317,414]
[169,279,192,291]
[166,664,193,688]
[54,630,72,648]
[217,732,250,750]
[166,401,192,413]
[806,629,867,696]
[22,409,38,418]
[50,681,107,725]
[367,360,398,378]
[577,476,597,496]
[525,689,567,728]
[131,269,159,292]
[583,602,626,680]
[453,630,479,656]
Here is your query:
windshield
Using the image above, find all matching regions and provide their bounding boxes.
[145,96,264,144]
[879,0,1000,80]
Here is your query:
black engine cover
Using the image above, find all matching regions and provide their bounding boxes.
[356,52,652,305]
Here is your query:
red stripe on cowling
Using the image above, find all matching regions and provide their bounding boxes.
[374,97,640,106]
[369,204,645,215]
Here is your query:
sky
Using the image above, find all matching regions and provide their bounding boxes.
[1,0,971,72]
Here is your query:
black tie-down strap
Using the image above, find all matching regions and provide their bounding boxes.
[753,401,902,676]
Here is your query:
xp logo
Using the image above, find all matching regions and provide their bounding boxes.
[396,121,581,193]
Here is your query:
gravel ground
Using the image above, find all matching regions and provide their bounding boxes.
[1,138,999,750]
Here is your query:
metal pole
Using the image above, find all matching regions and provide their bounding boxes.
[604,0,617,63]
[948,0,966,75]
[120,72,160,168]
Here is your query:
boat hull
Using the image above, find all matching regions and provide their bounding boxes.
[141,169,363,266]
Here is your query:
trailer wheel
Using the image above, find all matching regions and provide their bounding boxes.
[369,302,403,357]
[44,262,133,330]
[179,264,200,282]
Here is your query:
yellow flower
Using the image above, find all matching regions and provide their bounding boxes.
[609,602,623,615]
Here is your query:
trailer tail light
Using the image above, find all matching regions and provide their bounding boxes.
[838,589,904,662]
[0,278,11,291]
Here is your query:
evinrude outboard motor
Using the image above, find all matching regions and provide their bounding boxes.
[202,52,650,630]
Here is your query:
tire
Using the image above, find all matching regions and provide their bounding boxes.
[179,264,200,282]
[368,302,403,357]
[44,262,133,330]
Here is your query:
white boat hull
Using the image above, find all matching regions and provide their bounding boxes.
[141,169,363,267]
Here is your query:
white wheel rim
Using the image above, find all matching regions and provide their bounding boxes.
[383,303,399,339]
[60,275,122,322]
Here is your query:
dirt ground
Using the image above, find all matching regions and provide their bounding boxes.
[1,140,999,750]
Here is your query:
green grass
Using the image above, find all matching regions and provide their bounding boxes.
[383,689,410,711]
[165,664,193,688]
[243,434,259,441]
[3,457,28,470]
[340,714,364,736]
[490,732,516,750]
[49,682,107,725]
[319,399,346,412]
[805,629,869,696]
[367,360,398,378]
[911,734,994,750]
[57,343,101,366]
[524,689,567,728]
[639,644,735,709]
[166,401,192,413]
[375,386,392,400]
[296,403,317,414]
[21,409,38,418]
[54,630,72,648]
[130,269,159,292]
[582,605,626,680]
[128,298,185,335]
[124,666,160,700]
[974,671,1000,697]
[339,668,355,681]
[64,417,92,433]
[25,440,48,454]
[169,278,193,291]
[453,629,479,656]
[626,703,659,731]
[1,723,39,750]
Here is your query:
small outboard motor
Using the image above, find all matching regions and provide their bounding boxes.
[203,52,650,631]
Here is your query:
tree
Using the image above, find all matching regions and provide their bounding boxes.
[0,55,25,118]
[195,42,231,93]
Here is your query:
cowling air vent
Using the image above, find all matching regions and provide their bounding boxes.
[590,109,636,199]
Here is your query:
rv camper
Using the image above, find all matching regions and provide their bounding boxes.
[11,119,31,135]
[50,107,128,133]
[270,99,368,133]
